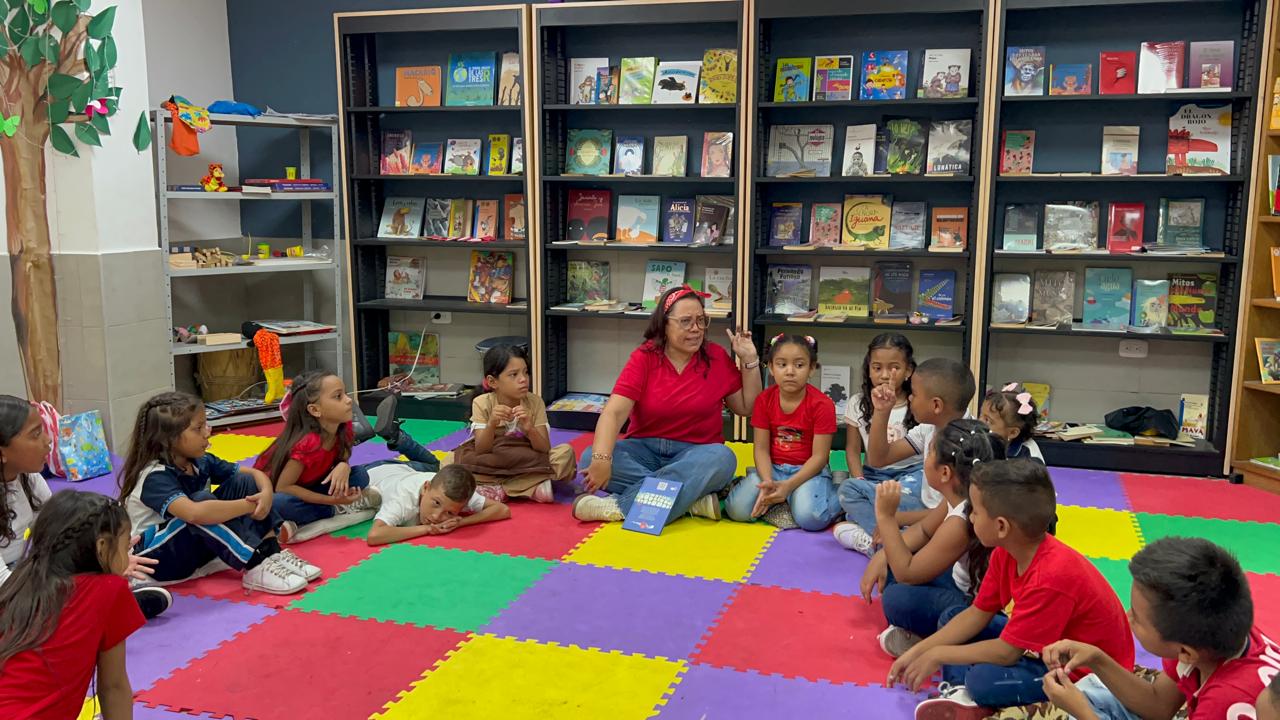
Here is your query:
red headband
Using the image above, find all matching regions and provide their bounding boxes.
[663,284,712,313]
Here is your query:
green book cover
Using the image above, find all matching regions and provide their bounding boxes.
[817,266,870,317]
[445,52,496,106]
[565,129,613,175]
[619,57,657,104]
[1156,198,1206,249]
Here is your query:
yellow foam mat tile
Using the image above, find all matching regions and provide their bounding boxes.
[1055,505,1143,561]
[726,441,755,476]
[566,517,777,583]
[78,697,99,720]
[206,433,274,463]
[375,634,686,720]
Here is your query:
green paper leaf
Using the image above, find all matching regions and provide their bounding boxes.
[47,72,79,98]
[47,97,69,124]
[40,33,58,63]
[70,80,90,112]
[101,34,115,68]
[90,72,107,100]
[19,36,43,66]
[83,41,99,73]
[74,121,99,146]
[50,0,76,32]
[71,0,88,10]
[28,0,48,12]
[103,97,117,116]
[132,111,151,151]
[88,112,108,135]
[0,26,10,54]
[10,7,31,38]
[85,5,113,39]
[49,123,77,156]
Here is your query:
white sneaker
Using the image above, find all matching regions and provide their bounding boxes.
[878,625,923,658]
[532,479,554,504]
[689,494,722,520]
[915,683,988,720]
[335,486,382,515]
[272,549,321,582]
[572,494,623,522]
[833,521,875,556]
[243,557,307,595]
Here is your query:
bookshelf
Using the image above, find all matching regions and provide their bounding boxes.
[334,6,535,420]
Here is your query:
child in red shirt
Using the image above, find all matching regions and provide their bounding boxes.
[890,458,1133,719]
[1040,537,1278,720]
[0,491,145,720]
[725,334,839,531]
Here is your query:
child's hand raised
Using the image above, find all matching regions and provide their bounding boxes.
[874,481,902,520]
[870,383,897,413]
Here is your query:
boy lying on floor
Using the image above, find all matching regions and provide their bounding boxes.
[365,464,510,546]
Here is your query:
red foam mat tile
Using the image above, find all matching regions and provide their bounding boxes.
[406,500,600,560]
[1119,473,1280,524]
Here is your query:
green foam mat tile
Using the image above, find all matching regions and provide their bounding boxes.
[331,519,375,540]
[365,418,467,445]
[1088,557,1133,609]
[830,450,849,473]
[1135,513,1280,576]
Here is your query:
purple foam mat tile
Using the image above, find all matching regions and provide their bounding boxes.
[126,594,276,691]
[1047,466,1129,511]
[661,663,924,719]
[349,440,401,466]
[132,703,210,719]
[549,427,584,448]
[48,454,124,496]
[1135,639,1161,671]
[748,526,866,597]
[481,562,737,659]
[425,428,472,452]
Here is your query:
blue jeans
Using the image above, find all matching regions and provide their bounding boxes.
[1076,674,1142,720]
[724,464,842,531]
[578,437,737,526]
[938,604,1049,707]
[881,567,969,639]
[837,461,926,533]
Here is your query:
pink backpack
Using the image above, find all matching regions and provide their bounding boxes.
[34,401,66,477]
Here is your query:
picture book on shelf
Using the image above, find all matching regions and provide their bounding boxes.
[842,194,892,249]
[841,124,876,177]
[873,262,913,322]
[663,198,694,243]
[411,142,443,175]
[380,130,412,175]
[614,135,645,175]
[445,52,496,106]
[498,52,521,106]
[1044,201,1099,252]
[768,265,812,314]
[929,207,968,251]
[821,366,852,417]
[766,124,833,177]
[884,118,926,175]
[571,57,607,104]
[447,199,474,238]
[1179,393,1208,439]
[1156,198,1205,249]
[699,49,738,104]
[818,266,871,317]
[1002,204,1039,252]
[773,57,812,102]
[1138,41,1186,94]
[917,269,956,321]
[1005,46,1046,95]
[566,189,611,243]
[568,260,611,303]
[388,331,440,389]
[652,61,701,104]
[473,200,499,239]
[641,260,687,309]
[926,119,971,175]
[1101,125,1140,175]
[512,138,524,174]
[919,49,970,98]
[692,197,730,245]
[1256,339,1280,384]
[378,197,425,239]
[503,194,526,241]
[1166,104,1230,176]
[859,50,908,100]
[701,132,733,177]
[809,203,842,246]
[1032,270,1074,326]
[619,57,657,104]
[395,66,441,107]
[1082,267,1133,330]
[1273,247,1280,299]
[1000,130,1035,174]
[487,134,510,175]
[874,127,888,174]
[1189,41,1234,90]
[423,198,450,238]
[1099,51,1138,94]
[468,251,514,304]
[704,268,734,309]
[1049,64,1092,95]
[595,66,619,105]
[615,195,660,244]
[889,201,926,249]
[991,273,1032,325]
[1107,202,1145,254]
[813,55,854,101]
[385,256,425,301]
[1168,272,1217,332]
[769,202,803,246]
[443,138,481,175]
[1132,279,1169,329]
[652,136,688,177]
[566,129,612,175]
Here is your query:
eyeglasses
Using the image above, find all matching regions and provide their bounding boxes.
[668,315,710,330]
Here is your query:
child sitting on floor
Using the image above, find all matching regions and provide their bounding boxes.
[892,458,1134,719]
[979,383,1044,463]
[1039,537,1278,720]
[366,464,509,546]
[451,344,575,503]
[844,333,923,492]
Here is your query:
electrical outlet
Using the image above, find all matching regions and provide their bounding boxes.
[432,312,453,324]
[1119,339,1148,358]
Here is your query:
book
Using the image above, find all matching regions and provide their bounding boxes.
[1000,130,1035,175]
[926,119,972,175]
[1132,278,1169,329]
[503,194,526,241]
[385,256,425,300]
[767,264,812,314]
[614,135,645,175]
[699,49,738,104]
[873,262,913,321]
[641,260,687,309]
[621,477,683,535]
[498,52,522,106]
[1044,201,1099,252]
[595,65,619,105]
[619,57,657,104]
[423,198,450,238]
[1138,41,1186,94]
[769,202,804,246]
[1005,46,1046,95]
[565,129,612,175]
[1168,272,1217,332]
[447,199,474,238]
[443,138,481,175]
[395,66,441,107]
[917,269,956,321]
[1189,41,1234,90]
[445,52,496,106]
[380,130,412,175]
[1032,270,1074,326]
[919,49,970,98]
[571,57,608,104]
[859,50,908,100]
[841,124,876,177]
[410,142,443,175]
[889,202,926,249]
[929,207,968,251]
[566,189,611,242]
[692,196,731,245]
[567,260,611,303]
[1082,267,1133,329]
[377,197,425,239]
[1023,382,1051,422]
[652,61,701,104]
[388,331,440,389]
[773,57,812,102]
[809,203,842,246]
[615,195,661,244]
[1101,125,1140,175]
[991,273,1032,324]
[1271,154,1280,212]
[662,198,695,243]
[512,138,525,175]
[473,199,500,239]
[468,251,514,304]
[1049,64,1092,95]
[1156,198,1206,249]
[704,268,734,309]
[1273,78,1280,130]
[814,55,854,101]
[1179,393,1209,439]
[884,118,926,175]
[487,134,510,175]
[1257,339,1280,384]
[1099,51,1138,94]
[1002,204,1039,252]
[874,127,888,174]
[817,266,871,317]
[841,194,892,249]
[766,124,834,177]
[1251,455,1280,470]
[821,366,852,417]
[652,135,688,177]
[1166,104,1231,176]
[1272,247,1280,299]
[1107,202,1145,254]
[701,131,733,177]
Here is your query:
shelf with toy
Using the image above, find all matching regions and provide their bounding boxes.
[170,331,341,357]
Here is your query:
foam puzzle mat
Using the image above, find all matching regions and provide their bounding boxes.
[60,421,1278,719]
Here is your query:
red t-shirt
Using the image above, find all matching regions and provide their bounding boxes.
[254,425,352,486]
[973,534,1134,680]
[0,574,145,720]
[1162,626,1279,720]
[612,342,743,445]
[750,384,837,465]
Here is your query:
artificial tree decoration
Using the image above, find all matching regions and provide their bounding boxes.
[1,0,151,406]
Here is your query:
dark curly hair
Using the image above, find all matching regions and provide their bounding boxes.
[856,333,917,430]
[984,383,1038,443]
[0,396,46,548]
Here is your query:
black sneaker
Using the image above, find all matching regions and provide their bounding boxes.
[351,404,377,445]
[133,586,173,620]
[373,393,402,448]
